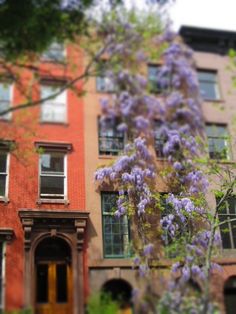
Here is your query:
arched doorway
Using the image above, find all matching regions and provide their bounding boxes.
[35,237,72,314]
[224,276,236,314]
[102,279,133,314]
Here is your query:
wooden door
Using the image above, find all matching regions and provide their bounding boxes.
[35,262,72,314]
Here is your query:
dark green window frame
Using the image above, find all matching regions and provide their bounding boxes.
[101,192,130,258]
[148,64,170,94]
[217,196,236,249]
[98,118,124,156]
[206,124,230,160]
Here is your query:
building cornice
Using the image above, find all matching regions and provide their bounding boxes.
[180,26,236,55]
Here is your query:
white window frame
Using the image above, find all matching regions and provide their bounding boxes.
[0,82,13,121]
[40,85,67,123]
[0,152,9,201]
[39,152,67,201]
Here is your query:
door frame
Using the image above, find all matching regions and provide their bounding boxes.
[19,210,89,314]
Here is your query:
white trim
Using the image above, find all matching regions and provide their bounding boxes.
[64,154,67,200]
[39,152,67,201]
[40,85,67,123]
[5,153,10,199]
[0,82,13,120]
[0,152,10,200]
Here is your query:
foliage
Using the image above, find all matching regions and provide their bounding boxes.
[4,309,32,314]
[86,292,119,314]
[0,0,95,60]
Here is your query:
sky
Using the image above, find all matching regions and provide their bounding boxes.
[126,0,236,32]
[169,0,236,32]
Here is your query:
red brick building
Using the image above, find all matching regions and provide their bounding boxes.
[0,44,89,314]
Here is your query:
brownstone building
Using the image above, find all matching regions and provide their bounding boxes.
[84,26,236,314]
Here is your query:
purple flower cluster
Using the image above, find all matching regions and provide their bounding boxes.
[93,14,221,311]
[185,170,209,195]
[95,138,155,216]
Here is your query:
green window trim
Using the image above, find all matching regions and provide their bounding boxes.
[101,192,131,258]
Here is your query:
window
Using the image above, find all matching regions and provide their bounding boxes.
[0,151,9,200]
[197,70,220,100]
[42,43,65,62]
[98,119,124,155]
[148,65,169,93]
[0,82,12,120]
[206,124,230,160]
[96,63,115,92]
[102,192,130,258]
[39,152,67,200]
[41,84,66,123]
[154,121,165,158]
[217,196,236,249]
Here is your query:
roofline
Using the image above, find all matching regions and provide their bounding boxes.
[180,25,236,54]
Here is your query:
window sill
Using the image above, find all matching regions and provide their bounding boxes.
[209,159,234,164]
[0,118,11,122]
[203,98,224,103]
[0,197,9,203]
[96,90,116,94]
[89,258,133,268]
[99,155,119,159]
[39,121,68,126]
[37,198,69,205]
[40,58,66,65]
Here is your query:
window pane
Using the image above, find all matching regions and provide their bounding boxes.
[198,72,216,81]
[99,119,124,155]
[154,121,165,158]
[206,125,229,159]
[41,153,64,173]
[0,154,7,172]
[36,264,48,303]
[228,198,236,215]
[41,103,66,122]
[0,84,10,101]
[218,197,236,249]
[198,71,219,100]
[219,217,231,249]
[199,82,217,99]
[56,264,67,303]
[102,193,130,257]
[0,175,6,196]
[96,76,114,92]
[148,65,169,93]
[206,125,227,137]
[40,176,64,197]
[41,86,66,122]
[42,43,64,61]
